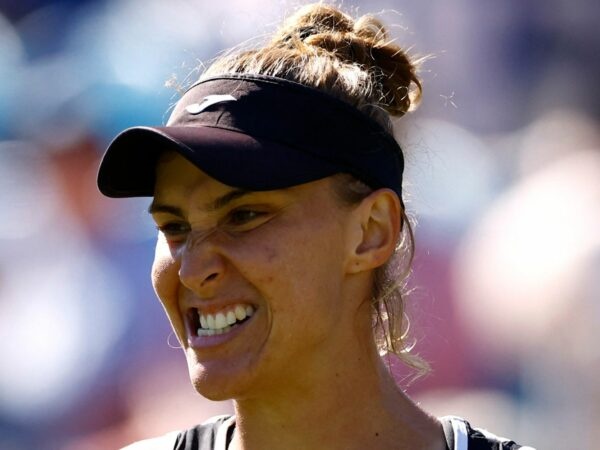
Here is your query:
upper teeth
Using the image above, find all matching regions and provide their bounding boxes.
[199,304,255,331]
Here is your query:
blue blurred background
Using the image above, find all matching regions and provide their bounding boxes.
[1,1,599,448]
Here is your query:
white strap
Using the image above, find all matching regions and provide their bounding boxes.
[119,430,180,450]
[215,415,236,450]
[449,417,469,450]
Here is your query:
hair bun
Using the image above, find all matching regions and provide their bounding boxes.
[274,4,355,41]
[271,4,422,116]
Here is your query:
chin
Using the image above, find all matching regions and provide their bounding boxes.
[191,380,232,402]
[186,356,255,402]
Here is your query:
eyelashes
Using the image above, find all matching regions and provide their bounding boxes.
[226,209,268,226]
[156,221,190,237]
[154,207,271,243]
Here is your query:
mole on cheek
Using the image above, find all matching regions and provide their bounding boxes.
[254,276,274,286]
[266,248,278,262]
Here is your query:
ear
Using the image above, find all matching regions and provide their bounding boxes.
[345,189,402,274]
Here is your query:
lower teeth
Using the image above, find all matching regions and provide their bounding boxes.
[197,324,233,336]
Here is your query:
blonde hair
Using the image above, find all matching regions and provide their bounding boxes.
[201,3,429,376]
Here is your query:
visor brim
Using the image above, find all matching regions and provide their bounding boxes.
[97,126,341,198]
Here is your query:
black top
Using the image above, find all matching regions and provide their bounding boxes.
[172,415,534,450]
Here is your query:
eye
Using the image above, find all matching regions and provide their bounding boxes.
[222,207,273,230]
[227,209,265,226]
[156,221,191,241]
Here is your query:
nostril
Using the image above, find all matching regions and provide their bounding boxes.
[202,272,219,285]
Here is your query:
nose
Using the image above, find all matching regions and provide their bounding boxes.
[178,231,226,296]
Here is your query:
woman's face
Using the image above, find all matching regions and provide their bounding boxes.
[150,152,371,401]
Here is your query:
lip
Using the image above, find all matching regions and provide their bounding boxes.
[184,304,257,349]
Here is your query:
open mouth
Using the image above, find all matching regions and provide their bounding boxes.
[190,303,255,337]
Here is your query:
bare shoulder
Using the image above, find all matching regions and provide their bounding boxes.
[120,430,180,450]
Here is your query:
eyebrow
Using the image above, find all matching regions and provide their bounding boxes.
[209,189,251,211]
[147,188,252,216]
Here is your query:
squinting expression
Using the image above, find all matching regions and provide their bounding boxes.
[150,152,362,401]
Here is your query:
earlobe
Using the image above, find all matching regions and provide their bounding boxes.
[346,189,401,274]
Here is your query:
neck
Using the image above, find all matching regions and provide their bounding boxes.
[229,347,443,450]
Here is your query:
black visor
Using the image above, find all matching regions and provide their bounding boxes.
[97,74,404,199]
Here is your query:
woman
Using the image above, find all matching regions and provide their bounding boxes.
[98,4,532,449]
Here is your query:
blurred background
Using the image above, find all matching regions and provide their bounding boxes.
[0,0,598,448]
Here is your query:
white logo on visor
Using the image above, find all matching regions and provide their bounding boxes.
[185,94,237,114]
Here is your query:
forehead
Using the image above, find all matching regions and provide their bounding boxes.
[154,151,217,192]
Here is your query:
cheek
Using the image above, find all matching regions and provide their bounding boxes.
[151,237,180,306]
[233,217,346,304]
